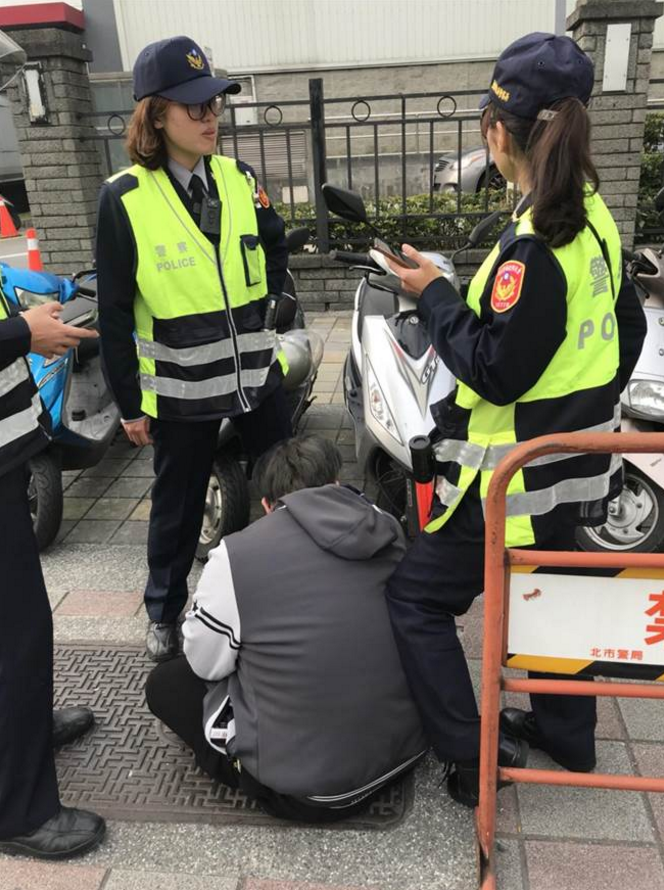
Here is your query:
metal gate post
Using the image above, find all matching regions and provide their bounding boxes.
[476,431,664,890]
[309,77,329,254]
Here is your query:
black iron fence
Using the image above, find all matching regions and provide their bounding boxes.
[81,78,511,253]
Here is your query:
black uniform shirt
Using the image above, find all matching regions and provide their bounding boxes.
[418,201,646,406]
[96,157,288,421]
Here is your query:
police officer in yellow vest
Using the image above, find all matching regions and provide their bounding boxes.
[97,37,292,662]
[0,295,105,858]
[384,33,647,807]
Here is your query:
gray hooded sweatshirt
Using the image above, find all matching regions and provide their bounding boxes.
[182,484,427,805]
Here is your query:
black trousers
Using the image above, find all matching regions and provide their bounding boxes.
[386,483,597,767]
[145,385,292,623]
[0,466,60,838]
[145,657,376,823]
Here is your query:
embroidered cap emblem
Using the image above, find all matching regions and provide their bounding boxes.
[186,49,205,71]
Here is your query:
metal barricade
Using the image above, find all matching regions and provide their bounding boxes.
[477,431,664,890]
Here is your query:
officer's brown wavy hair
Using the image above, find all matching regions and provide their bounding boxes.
[125,97,170,170]
[481,98,599,248]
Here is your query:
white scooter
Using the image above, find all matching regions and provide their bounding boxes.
[576,193,664,553]
[323,184,500,533]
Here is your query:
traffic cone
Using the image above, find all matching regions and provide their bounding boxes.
[0,196,18,239]
[26,228,44,271]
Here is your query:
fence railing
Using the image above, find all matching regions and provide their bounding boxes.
[80,79,511,253]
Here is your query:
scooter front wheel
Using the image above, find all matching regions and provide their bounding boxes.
[196,454,250,561]
[28,452,64,551]
[576,465,664,553]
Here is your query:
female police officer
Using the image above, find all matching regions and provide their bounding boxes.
[97,36,292,662]
[384,33,647,807]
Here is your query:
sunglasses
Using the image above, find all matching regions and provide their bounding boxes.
[185,94,227,122]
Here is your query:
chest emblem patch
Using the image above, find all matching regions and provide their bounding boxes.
[491,261,525,313]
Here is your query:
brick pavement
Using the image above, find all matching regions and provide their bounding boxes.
[4,312,664,890]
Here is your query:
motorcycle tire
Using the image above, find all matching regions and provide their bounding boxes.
[576,465,664,553]
[196,454,250,561]
[28,452,64,551]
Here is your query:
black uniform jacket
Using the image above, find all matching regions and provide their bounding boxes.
[96,158,288,421]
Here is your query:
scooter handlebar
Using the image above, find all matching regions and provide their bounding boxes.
[330,250,378,268]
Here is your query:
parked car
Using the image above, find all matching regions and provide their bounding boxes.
[433,146,504,194]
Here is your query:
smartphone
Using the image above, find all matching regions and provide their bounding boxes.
[372,238,419,270]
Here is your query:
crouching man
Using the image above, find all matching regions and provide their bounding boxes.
[146,435,427,821]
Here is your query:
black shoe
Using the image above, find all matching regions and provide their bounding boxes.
[53,707,94,749]
[500,708,596,773]
[146,621,179,662]
[0,806,106,860]
[447,735,529,808]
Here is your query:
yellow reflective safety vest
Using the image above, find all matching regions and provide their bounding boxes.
[428,190,623,547]
[0,285,48,476]
[107,155,285,421]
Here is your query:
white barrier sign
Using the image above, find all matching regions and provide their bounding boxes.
[508,571,664,669]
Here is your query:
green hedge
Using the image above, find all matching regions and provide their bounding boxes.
[636,112,664,242]
[275,189,513,252]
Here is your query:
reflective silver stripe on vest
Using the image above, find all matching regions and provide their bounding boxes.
[0,357,29,398]
[432,403,622,473]
[433,438,485,471]
[481,403,622,471]
[495,453,622,518]
[0,391,42,449]
[434,476,463,508]
[140,366,270,400]
[138,331,275,367]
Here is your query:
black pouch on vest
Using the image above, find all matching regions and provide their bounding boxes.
[240,234,262,286]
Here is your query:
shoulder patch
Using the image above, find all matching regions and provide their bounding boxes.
[491,261,525,313]
[256,186,270,209]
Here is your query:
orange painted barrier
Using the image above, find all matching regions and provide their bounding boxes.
[476,431,664,890]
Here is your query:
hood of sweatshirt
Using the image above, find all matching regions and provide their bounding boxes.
[278,484,405,561]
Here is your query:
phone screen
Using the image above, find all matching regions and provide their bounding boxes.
[372,238,419,269]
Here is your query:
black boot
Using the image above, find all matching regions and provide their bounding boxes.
[447,735,528,808]
[500,707,596,773]
[53,707,94,748]
[146,621,179,662]
[0,806,106,860]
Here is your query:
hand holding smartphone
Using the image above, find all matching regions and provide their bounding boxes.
[372,238,420,270]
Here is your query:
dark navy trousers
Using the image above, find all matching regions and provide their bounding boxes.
[386,480,597,766]
[0,466,60,838]
[144,385,292,623]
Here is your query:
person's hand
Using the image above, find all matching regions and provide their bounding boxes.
[121,417,153,447]
[385,244,444,298]
[23,302,98,358]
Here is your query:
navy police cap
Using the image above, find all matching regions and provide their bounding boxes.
[479,32,594,119]
[133,35,241,103]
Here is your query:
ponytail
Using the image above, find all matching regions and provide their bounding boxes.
[483,98,599,248]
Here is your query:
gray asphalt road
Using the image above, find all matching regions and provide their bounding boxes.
[0,233,28,267]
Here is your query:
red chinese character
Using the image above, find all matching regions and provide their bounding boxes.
[646,591,664,617]
[631,651,643,661]
[603,649,615,659]
[590,647,602,657]
[645,617,664,646]
[617,649,629,660]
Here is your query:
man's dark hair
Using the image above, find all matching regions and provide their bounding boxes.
[253,435,343,505]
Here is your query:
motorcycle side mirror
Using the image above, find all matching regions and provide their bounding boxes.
[322,184,369,224]
[274,293,297,330]
[655,187,664,214]
[466,210,504,248]
[285,227,310,253]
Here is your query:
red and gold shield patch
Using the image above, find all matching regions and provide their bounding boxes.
[490,261,525,313]
[257,186,270,209]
